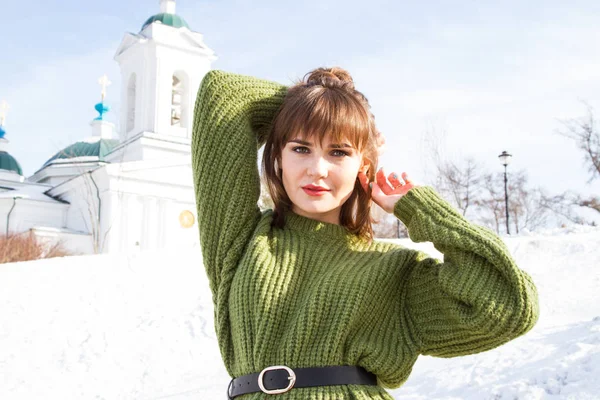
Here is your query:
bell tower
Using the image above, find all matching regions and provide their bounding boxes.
[110,0,217,162]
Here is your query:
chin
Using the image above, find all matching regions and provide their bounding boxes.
[295,202,337,215]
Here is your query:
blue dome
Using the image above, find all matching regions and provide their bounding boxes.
[43,139,120,167]
[142,13,190,31]
[0,151,23,175]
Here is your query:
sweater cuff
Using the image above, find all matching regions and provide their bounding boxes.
[393,186,459,227]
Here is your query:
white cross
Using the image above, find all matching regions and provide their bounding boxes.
[98,74,112,101]
[0,100,9,126]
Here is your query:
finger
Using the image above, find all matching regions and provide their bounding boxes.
[376,168,394,195]
[402,172,414,186]
[371,182,400,213]
[388,172,405,190]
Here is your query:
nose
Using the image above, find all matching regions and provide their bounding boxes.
[307,156,329,179]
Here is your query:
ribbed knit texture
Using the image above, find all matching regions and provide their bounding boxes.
[191,70,540,399]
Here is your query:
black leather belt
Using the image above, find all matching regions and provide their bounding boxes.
[227,365,378,398]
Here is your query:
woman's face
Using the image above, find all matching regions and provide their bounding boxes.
[280,135,364,225]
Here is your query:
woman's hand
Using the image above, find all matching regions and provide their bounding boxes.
[358,168,417,214]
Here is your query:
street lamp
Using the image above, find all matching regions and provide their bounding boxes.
[498,151,512,234]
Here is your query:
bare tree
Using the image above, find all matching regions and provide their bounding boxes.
[371,203,408,238]
[539,191,589,225]
[422,127,482,218]
[505,171,548,233]
[79,171,103,253]
[558,103,600,216]
[476,173,505,233]
[560,102,600,182]
[476,170,549,234]
[435,157,481,217]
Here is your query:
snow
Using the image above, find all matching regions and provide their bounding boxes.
[1,225,599,399]
[0,182,60,203]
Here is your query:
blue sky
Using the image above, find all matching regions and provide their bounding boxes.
[1,0,600,201]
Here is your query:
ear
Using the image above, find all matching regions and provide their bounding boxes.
[359,159,369,174]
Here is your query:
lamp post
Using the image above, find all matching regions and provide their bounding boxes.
[498,151,512,235]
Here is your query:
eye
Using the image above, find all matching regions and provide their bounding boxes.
[292,146,310,154]
[331,149,350,157]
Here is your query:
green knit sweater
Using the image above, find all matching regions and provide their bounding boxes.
[191,70,539,399]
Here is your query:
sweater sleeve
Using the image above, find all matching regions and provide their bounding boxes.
[394,186,539,358]
[191,70,286,298]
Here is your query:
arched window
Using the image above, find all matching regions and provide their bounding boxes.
[126,73,137,133]
[171,72,187,128]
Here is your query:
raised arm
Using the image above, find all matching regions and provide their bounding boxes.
[191,70,286,296]
[395,186,539,357]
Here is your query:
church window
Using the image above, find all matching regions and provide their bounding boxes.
[171,72,188,128]
[171,75,183,126]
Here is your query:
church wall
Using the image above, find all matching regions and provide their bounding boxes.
[93,190,119,254]
[32,228,93,255]
[0,200,14,234]
[105,141,145,164]
[118,44,152,143]
[0,200,67,234]
[64,188,98,236]
[0,170,24,182]
[99,178,199,254]
[140,48,159,140]
[125,193,144,252]
[159,199,199,250]
[53,170,116,255]
[141,146,189,161]
[115,195,199,252]
[100,191,121,253]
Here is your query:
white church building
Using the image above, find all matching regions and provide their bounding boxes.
[0,0,216,255]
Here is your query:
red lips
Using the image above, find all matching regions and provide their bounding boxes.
[302,184,330,196]
[303,184,330,191]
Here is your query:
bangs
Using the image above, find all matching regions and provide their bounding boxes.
[278,88,372,151]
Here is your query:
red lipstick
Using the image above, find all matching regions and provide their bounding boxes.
[302,184,330,196]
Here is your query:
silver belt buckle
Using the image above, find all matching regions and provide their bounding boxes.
[258,365,297,394]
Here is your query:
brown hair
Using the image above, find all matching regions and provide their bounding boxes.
[261,67,379,241]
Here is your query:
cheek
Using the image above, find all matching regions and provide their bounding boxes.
[344,159,362,179]
[281,154,298,179]
[280,155,303,192]
[334,164,361,190]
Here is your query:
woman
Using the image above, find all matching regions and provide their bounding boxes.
[191,67,539,399]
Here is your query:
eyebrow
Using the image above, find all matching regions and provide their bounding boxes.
[289,139,353,149]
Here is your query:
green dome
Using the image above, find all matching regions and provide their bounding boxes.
[142,13,190,31]
[0,151,23,175]
[43,139,120,167]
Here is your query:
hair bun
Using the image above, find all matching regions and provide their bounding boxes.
[304,67,355,90]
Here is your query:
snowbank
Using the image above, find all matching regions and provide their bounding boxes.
[1,226,599,399]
